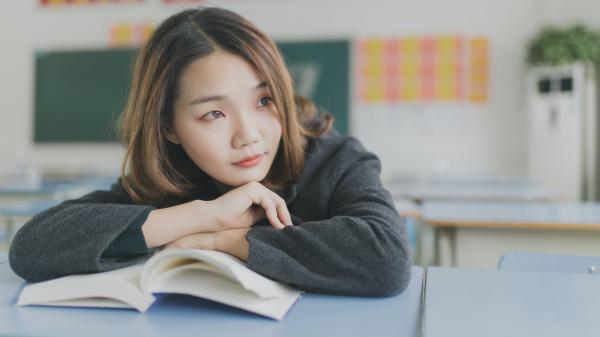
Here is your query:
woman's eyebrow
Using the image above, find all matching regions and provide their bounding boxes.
[189,81,268,106]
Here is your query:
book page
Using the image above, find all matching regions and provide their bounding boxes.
[141,249,302,320]
[147,263,302,320]
[17,264,155,312]
[141,249,295,298]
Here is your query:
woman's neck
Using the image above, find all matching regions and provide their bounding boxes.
[212,179,235,195]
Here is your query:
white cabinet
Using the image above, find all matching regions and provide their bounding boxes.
[527,63,598,201]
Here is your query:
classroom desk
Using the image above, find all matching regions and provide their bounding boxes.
[0,177,114,250]
[423,201,600,268]
[394,198,420,219]
[0,263,424,337]
[424,267,600,337]
[386,173,532,187]
[0,186,56,203]
[393,198,422,264]
[0,177,115,203]
[0,200,60,251]
[388,181,555,204]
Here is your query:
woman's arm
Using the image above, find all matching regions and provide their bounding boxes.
[141,200,218,248]
[8,185,155,282]
[9,178,290,282]
[244,145,412,297]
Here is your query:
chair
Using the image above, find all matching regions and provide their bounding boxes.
[498,252,600,275]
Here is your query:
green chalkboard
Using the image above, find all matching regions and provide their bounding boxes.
[33,40,349,143]
[278,40,350,135]
[34,48,137,143]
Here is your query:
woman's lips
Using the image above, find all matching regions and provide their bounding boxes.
[234,154,263,168]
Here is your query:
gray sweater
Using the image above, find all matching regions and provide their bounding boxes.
[9,133,412,296]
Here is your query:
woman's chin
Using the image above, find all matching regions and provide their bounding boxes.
[220,172,268,187]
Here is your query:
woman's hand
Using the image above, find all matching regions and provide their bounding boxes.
[142,182,291,249]
[213,181,293,230]
[164,228,251,261]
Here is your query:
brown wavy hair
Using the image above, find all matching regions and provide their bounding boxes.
[119,7,333,204]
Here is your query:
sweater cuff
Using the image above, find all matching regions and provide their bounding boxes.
[101,209,151,258]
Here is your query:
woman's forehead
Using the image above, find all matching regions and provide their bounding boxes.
[180,51,264,93]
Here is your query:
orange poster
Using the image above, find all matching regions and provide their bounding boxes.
[40,0,142,6]
[357,36,489,104]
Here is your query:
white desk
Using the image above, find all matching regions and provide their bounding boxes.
[0,200,60,251]
[388,181,555,204]
[423,201,600,267]
[386,174,532,187]
[393,198,422,264]
[393,198,420,219]
[0,176,114,250]
[424,267,600,337]
[0,263,423,337]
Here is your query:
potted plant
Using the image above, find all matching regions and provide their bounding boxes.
[527,25,600,66]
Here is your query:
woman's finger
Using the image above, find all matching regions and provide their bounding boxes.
[259,194,285,230]
[273,195,293,226]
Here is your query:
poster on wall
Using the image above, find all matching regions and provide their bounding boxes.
[40,0,143,6]
[110,23,155,47]
[356,36,489,104]
[162,0,205,4]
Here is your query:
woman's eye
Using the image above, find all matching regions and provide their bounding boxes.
[201,110,225,121]
[258,96,272,107]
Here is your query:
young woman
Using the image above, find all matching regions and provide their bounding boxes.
[9,7,411,296]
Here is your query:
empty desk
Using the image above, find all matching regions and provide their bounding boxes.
[0,200,60,250]
[394,198,422,263]
[389,181,555,204]
[424,267,600,337]
[423,201,600,268]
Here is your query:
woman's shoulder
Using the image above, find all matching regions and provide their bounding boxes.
[64,177,136,205]
[306,128,374,162]
[302,129,379,177]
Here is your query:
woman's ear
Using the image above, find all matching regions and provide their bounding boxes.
[165,128,181,144]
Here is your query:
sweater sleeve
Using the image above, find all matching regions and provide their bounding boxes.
[101,209,152,258]
[8,181,156,282]
[245,149,412,297]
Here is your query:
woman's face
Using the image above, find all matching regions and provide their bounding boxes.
[170,50,282,189]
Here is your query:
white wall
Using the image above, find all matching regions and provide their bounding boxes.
[1,0,598,180]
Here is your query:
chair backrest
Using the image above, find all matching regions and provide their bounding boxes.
[498,252,600,275]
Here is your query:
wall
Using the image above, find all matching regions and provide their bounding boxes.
[1,0,596,180]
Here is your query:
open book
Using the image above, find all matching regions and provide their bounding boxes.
[17,249,303,320]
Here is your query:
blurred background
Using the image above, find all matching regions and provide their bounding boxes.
[3,0,600,269]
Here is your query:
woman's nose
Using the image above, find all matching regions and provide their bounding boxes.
[232,114,261,148]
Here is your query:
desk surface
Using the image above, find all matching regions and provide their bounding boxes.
[393,198,420,218]
[386,174,532,187]
[389,182,554,203]
[424,267,600,337]
[0,177,114,202]
[0,262,423,337]
[0,200,59,218]
[422,201,600,230]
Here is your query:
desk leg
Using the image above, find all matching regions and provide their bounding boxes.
[0,217,11,252]
[434,227,457,267]
[449,227,457,267]
[409,217,423,265]
[5,217,14,251]
[433,226,440,266]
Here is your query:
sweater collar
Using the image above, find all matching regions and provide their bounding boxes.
[277,183,298,205]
